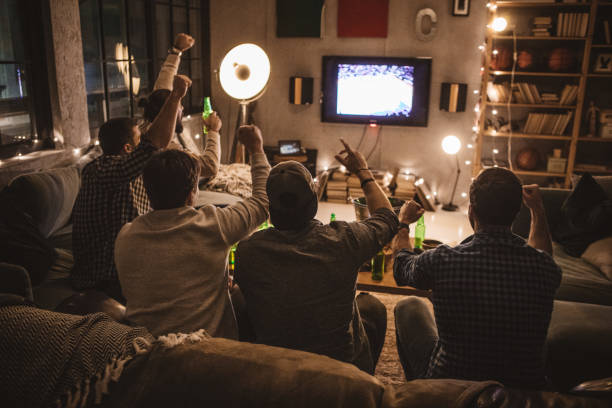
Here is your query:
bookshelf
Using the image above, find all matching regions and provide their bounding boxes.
[473,0,612,188]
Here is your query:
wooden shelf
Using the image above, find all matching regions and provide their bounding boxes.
[514,170,567,177]
[490,71,581,77]
[495,2,591,8]
[592,44,612,48]
[486,102,577,109]
[493,35,586,40]
[578,137,612,142]
[588,73,612,78]
[483,132,572,140]
[573,168,612,174]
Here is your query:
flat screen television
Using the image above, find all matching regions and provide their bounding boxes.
[321,56,432,127]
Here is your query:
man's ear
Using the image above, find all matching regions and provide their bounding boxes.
[123,143,134,154]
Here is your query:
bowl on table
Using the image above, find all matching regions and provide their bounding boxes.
[353,197,405,221]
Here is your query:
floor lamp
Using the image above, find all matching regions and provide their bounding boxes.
[219,43,270,163]
[441,135,462,212]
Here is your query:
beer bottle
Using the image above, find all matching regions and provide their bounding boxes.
[330,213,336,222]
[371,250,385,281]
[202,97,213,134]
[414,215,425,249]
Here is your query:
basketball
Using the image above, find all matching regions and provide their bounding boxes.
[517,50,534,70]
[548,48,575,72]
[516,148,540,170]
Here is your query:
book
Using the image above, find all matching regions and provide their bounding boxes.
[580,13,588,37]
[557,13,564,37]
[604,21,611,44]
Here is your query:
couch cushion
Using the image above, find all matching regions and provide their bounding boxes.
[572,174,612,199]
[554,174,612,257]
[546,300,612,391]
[5,167,80,238]
[553,242,612,306]
[582,237,612,280]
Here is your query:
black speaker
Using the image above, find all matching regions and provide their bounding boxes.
[289,77,314,105]
[440,82,467,112]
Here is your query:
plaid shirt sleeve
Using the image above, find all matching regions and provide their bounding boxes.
[393,248,436,289]
[96,139,158,188]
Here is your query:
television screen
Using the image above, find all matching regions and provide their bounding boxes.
[322,56,431,127]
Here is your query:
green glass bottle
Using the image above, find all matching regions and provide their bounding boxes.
[414,215,425,249]
[229,244,237,274]
[330,213,336,222]
[202,96,213,134]
[371,250,385,281]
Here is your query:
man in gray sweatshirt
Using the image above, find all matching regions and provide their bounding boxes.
[115,124,270,338]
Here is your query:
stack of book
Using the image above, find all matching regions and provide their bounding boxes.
[557,12,589,37]
[326,171,348,203]
[522,111,573,135]
[347,174,362,199]
[559,84,579,105]
[541,93,559,103]
[532,16,552,37]
[487,82,511,103]
[512,83,542,104]
[393,174,416,201]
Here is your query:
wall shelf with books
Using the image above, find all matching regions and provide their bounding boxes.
[473,0,612,188]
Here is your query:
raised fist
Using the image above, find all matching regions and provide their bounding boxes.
[237,125,263,153]
[204,111,222,132]
[171,75,192,99]
[398,200,424,224]
[174,33,195,52]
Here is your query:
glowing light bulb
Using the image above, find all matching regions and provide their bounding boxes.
[465,160,472,165]
[474,106,480,113]
[442,135,461,155]
[433,192,437,196]
[467,143,474,149]
[492,49,499,55]
[187,115,191,119]
[473,90,479,94]
[54,137,59,142]
[461,192,468,198]
[472,126,478,132]
[416,178,424,186]
[323,166,329,172]
[194,134,201,139]
[340,165,346,173]
[492,129,497,135]
[492,17,508,32]
[478,45,485,51]
[73,148,80,156]
[492,109,498,115]
[480,67,485,72]
[493,148,499,154]
[493,164,499,168]
[94,140,100,146]
[426,195,431,199]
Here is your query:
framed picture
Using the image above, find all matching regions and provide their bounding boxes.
[452,0,470,16]
[594,53,612,73]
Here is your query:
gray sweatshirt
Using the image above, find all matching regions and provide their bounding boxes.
[115,153,270,338]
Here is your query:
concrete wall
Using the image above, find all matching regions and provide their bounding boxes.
[210,0,487,204]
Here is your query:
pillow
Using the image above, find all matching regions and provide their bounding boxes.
[571,174,612,199]
[581,236,612,280]
[553,174,612,257]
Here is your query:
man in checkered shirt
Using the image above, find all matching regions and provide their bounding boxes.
[71,75,192,301]
[393,167,561,388]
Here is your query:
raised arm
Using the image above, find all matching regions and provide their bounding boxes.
[335,138,391,214]
[215,125,270,245]
[153,33,195,91]
[146,75,191,149]
[199,111,222,179]
[523,184,553,255]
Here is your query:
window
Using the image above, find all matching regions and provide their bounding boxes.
[0,0,51,158]
[80,0,209,138]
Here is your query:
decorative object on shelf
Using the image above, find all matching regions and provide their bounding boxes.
[415,8,437,42]
[546,149,567,173]
[289,77,313,105]
[585,101,601,138]
[452,0,469,17]
[441,135,461,212]
[219,43,271,163]
[600,110,612,139]
[593,53,612,73]
[440,83,467,112]
[516,147,540,171]
[490,45,512,70]
[548,48,575,72]
[517,50,534,70]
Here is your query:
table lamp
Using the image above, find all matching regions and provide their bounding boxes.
[441,135,461,211]
[219,43,270,163]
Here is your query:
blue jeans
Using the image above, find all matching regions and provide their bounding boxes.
[394,296,438,380]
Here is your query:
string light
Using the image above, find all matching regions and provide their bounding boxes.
[478,45,485,51]
[492,129,497,135]
[492,49,499,55]
[323,165,329,172]
[17,153,23,160]
[492,109,498,115]
[53,137,59,142]
[340,165,346,173]
[465,160,472,165]
[493,148,499,154]
[473,90,479,94]
[474,106,479,113]
[461,192,468,198]
[416,178,424,186]
[492,17,508,32]
[194,134,201,139]
[94,140,100,146]
[73,148,80,156]
[472,126,478,132]
[467,144,474,149]
[480,67,485,72]
[433,191,437,196]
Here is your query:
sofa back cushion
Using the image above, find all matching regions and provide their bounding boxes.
[512,188,570,239]
[5,167,80,238]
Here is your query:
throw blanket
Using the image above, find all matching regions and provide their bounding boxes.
[203,163,252,198]
[0,303,154,408]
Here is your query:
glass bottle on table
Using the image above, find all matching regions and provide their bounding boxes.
[371,250,385,281]
[414,215,425,249]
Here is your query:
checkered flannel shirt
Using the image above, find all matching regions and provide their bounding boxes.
[71,139,158,289]
[394,226,561,387]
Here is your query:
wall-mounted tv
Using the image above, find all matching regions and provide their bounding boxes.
[321,56,432,127]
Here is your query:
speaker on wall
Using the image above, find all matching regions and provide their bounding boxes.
[289,77,314,105]
[440,82,467,112]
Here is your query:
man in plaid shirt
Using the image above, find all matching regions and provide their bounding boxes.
[71,75,192,301]
[393,168,561,388]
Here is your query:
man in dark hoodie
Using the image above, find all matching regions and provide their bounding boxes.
[234,139,407,374]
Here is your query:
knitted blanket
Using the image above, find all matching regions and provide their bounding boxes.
[203,163,252,198]
[0,304,154,408]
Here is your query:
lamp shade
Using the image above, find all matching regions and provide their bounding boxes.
[442,135,461,155]
[491,17,508,32]
[219,43,270,101]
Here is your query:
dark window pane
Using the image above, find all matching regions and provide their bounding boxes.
[188,8,201,59]
[172,6,188,38]
[86,93,105,129]
[84,61,104,94]
[131,60,149,99]
[156,4,171,57]
[128,0,148,60]
[0,63,28,99]
[0,0,25,61]
[106,61,129,92]
[0,112,32,145]
[102,0,128,61]
[108,91,130,118]
[79,0,101,61]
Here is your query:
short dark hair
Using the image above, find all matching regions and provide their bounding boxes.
[98,117,139,155]
[143,149,201,210]
[469,167,522,227]
[143,89,171,123]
